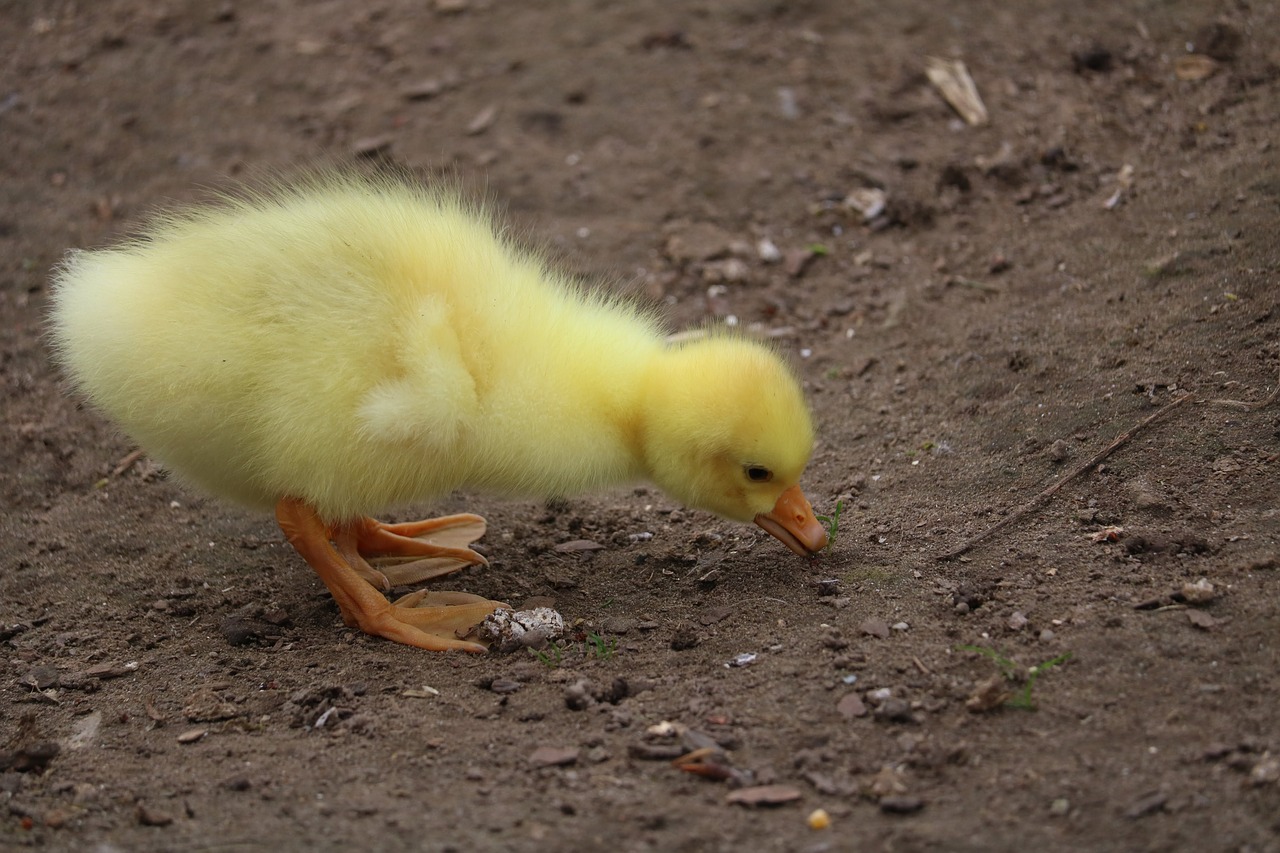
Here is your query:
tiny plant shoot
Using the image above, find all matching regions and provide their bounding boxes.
[959,645,1073,710]
[587,632,617,660]
[816,500,845,549]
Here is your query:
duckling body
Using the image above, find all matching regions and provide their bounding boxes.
[50,175,826,651]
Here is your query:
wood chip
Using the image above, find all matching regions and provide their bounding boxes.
[401,79,444,100]
[1125,790,1167,819]
[465,104,498,135]
[529,746,579,767]
[924,57,988,125]
[553,539,605,553]
[352,135,393,157]
[176,728,207,744]
[1174,54,1218,81]
[84,661,137,679]
[110,448,145,477]
[726,784,803,807]
[401,686,440,699]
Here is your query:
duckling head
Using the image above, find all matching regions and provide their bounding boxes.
[640,336,829,556]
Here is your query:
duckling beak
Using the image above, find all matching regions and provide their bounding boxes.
[754,484,829,556]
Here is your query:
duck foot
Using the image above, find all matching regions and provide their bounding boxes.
[345,513,489,588]
[276,497,507,652]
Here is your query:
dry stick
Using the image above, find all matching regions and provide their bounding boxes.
[1209,366,1280,411]
[937,392,1193,562]
[110,448,145,477]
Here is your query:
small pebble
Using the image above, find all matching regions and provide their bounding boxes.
[836,693,867,719]
[628,742,686,761]
[488,678,522,695]
[1249,755,1279,786]
[873,698,914,723]
[135,803,173,827]
[879,795,924,814]
[1181,578,1216,604]
[757,239,782,263]
[529,746,579,767]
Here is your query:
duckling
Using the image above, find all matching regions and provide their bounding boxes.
[49,174,827,652]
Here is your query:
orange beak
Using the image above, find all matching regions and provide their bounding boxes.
[754,484,829,557]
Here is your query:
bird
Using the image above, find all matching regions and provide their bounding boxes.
[48,173,828,652]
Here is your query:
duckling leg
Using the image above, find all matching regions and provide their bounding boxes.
[348,514,489,588]
[275,498,504,652]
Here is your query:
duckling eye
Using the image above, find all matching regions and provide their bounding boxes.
[745,465,773,483]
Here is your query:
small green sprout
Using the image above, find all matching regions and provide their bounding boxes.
[586,632,618,660]
[806,243,829,255]
[815,500,845,548]
[958,645,1073,710]
[531,643,563,668]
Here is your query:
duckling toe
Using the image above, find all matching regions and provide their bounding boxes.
[356,514,489,586]
[358,609,495,653]
[390,592,510,648]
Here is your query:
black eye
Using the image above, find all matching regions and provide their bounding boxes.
[745,465,773,482]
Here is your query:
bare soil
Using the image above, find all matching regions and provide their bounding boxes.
[3,1,1278,851]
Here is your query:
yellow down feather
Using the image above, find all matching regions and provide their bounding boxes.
[49,174,816,527]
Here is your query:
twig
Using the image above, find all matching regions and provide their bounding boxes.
[938,393,1192,561]
[111,448,145,477]
[1208,366,1280,411]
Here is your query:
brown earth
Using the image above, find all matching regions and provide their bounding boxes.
[2,1,1279,851]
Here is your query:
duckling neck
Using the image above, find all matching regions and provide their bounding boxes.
[466,303,659,497]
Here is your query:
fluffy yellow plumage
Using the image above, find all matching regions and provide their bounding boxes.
[49,174,826,651]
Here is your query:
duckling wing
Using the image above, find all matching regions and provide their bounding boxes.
[354,294,478,448]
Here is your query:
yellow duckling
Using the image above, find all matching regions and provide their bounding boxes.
[49,174,827,652]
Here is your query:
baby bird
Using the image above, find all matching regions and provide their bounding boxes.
[49,174,827,652]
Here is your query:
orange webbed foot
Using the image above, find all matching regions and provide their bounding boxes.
[346,514,488,589]
[275,498,506,652]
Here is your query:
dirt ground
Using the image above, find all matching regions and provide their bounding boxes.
[2,1,1278,850]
